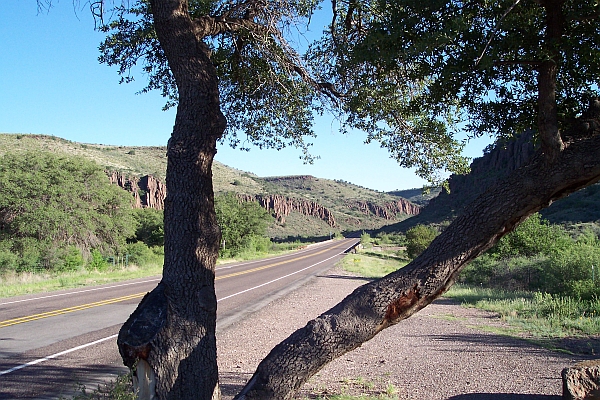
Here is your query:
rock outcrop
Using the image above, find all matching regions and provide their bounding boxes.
[421,131,537,219]
[107,171,166,210]
[239,194,336,227]
[348,199,420,219]
[107,171,418,229]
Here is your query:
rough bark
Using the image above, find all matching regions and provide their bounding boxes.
[117,0,226,398]
[537,0,566,160]
[235,130,600,400]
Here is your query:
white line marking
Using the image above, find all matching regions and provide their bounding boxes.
[215,241,333,270]
[0,279,161,306]
[0,334,118,376]
[217,252,343,302]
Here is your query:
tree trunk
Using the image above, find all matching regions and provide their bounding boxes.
[117,0,226,399]
[235,130,600,399]
[538,0,565,160]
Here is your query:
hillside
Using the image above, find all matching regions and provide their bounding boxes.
[381,131,600,234]
[0,133,419,239]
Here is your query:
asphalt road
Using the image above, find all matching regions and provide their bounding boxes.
[0,238,358,399]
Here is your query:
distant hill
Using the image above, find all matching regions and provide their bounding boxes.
[0,133,420,240]
[381,131,600,234]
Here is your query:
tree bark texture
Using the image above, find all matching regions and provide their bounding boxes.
[537,0,565,160]
[118,0,226,399]
[235,130,600,400]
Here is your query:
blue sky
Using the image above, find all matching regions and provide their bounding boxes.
[0,1,491,192]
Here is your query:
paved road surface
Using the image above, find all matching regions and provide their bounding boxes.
[0,238,358,399]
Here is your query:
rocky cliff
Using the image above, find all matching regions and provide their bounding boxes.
[107,171,419,230]
[348,199,421,219]
[107,171,166,210]
[383,132,538,232]
[239,194,337,227]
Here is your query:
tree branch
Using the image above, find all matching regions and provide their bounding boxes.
[494,60,541,66]
[192,15,275,38]
[235,130,600,399]
[475,0,522,67]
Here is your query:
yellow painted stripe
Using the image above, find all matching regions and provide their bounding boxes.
[0,293,145,328]
[1,241,349,328]
[216,246,334,280]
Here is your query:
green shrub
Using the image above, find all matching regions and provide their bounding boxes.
[360,231,372,247]
[125,242,157,266]
[88,249,109,271]
[62,246,84,271]
[133,208,164,247]
[405,224,438,259]
[0,249,18,273]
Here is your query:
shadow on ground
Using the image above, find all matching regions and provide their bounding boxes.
[447,394,560,400]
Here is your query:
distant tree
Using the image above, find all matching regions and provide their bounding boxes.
[214,193,272,256]
[492,213,570,259]
[132,208,164,247]
[405,225,438,259]
[0,151,136,270]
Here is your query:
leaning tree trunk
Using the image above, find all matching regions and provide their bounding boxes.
[117,0,226,398]
[235,129,600,399]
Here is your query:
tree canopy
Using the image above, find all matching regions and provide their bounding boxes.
[214,193,272,257]
[0,151,136,270]
[309,0,600,169]
[99,0,331,163]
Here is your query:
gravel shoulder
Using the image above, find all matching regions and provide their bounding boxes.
[217,266,595,400]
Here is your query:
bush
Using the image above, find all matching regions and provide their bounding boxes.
[125,242,158,266]
[62,246,84,271]
[360,231,372,247]
[132,208,164,247]
[88,249,109,271]
[405,224,438,259]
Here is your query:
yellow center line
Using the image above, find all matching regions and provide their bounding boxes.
[1,241,351,328]
[0,293,146,328]
[216,246,334,280]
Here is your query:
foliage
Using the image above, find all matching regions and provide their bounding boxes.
[491,213,570,259]
[446,285,600,338]
[214,193,273,257]
[88,249,109,271]
[308,0,600,182]
[460,214,600,299]
[360,231,373,247]
[125,242,162,266]
[98,0,327,163]
[64,372,136,400]
[373,232,404,246]
[405,224,438,259]
[0,151,136,272]
[132,208,164,247]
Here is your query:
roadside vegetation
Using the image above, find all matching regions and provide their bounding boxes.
[347,215,600,345]
[0,151,309,298]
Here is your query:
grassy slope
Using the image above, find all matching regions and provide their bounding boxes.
[0,133,416,238]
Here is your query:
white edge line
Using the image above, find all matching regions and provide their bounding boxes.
[0,279,161,306]
[0,334,118,376]
[215,241,332,270]
[217,252,344,303]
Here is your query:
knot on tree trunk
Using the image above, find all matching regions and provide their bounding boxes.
[118,283,168,368]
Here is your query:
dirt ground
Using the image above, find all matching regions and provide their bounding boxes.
[216,266,595,400]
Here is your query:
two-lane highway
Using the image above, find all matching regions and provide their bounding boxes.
[0,238,358,399]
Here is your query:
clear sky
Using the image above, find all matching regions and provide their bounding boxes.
[0,1,491,192]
